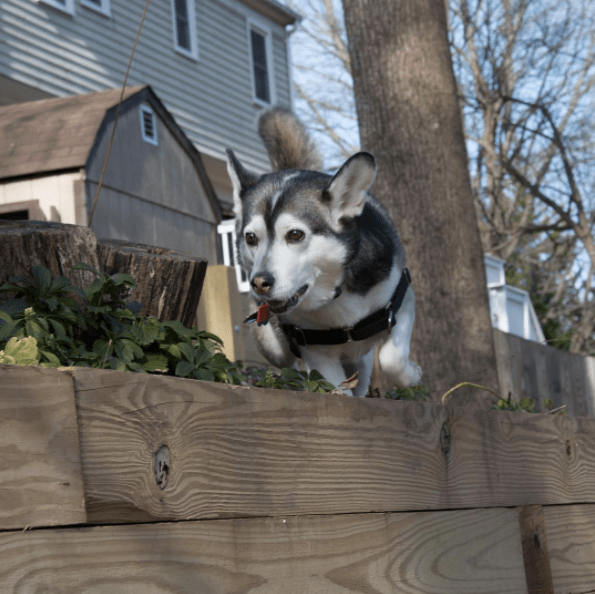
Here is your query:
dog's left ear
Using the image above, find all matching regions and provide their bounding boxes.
[324,152,376,226]
[226,149,259,217]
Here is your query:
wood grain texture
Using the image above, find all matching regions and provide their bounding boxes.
[0,508,527,593]
[0,365,86,530]
[518,506,554,594]
[0,220,100,296]
[493,329,595,418]
[71,367,595,524]
[98,239,207,328]
[544,504,595,593]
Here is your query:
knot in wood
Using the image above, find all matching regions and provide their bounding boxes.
[440,422,451,454]
[566,440,572,456]
[154,444,171,490]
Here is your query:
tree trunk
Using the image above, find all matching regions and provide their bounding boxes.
[0,222,207,330]
[0,221,100,291]
[98,240,207,328]
[342,0,499,400]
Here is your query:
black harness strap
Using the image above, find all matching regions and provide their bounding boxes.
[283,268,411,359]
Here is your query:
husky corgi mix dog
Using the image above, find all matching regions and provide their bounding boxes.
[226,109,422,396]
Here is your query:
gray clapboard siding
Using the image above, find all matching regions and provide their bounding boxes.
[0,0,294,174]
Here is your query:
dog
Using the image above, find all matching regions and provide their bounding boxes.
[226,109,422,396]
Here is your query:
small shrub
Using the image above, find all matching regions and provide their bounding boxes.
[384,384,430,402]
[0,264,243,384]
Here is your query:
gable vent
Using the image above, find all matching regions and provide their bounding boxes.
[140,105,158,145]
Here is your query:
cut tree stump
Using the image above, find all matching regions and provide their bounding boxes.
[98,239,207,327]
[0,221,100,294]
[0,222,207,327]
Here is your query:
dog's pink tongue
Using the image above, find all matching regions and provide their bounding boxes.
[257,303,269,324]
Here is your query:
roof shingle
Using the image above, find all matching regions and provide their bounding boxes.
[0,86,145,180]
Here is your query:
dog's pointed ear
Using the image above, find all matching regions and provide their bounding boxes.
[226,149,259,217]
[324,152,376,226]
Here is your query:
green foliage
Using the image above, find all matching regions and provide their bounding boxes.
[492,393,566,416]
[0,336,40,366]
[0,265,243,384]
[384,383,430,401]
[493,393,537,412]
[246,366,335,393]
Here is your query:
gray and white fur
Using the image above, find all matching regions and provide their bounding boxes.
[226,108,422,396]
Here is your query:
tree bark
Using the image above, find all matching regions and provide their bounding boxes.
[342,0,499,399]
[98,240,207,328]
[0,223,207,329]
[0,221,100,291]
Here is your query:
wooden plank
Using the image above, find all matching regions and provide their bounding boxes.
[544,504,595,593]
[518,506,554,594]
[493,328,516,398]
[71,367,595,524]
[0,365,86,530]
[0,507,527,593]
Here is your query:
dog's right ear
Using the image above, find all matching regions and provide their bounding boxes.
[226,149,258,217]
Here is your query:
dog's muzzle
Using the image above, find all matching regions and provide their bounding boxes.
[265,284,309,314]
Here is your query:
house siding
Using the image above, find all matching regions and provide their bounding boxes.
[0,171,82,224]
[0,0,294,174]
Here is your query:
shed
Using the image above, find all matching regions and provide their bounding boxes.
[0,86,221,263]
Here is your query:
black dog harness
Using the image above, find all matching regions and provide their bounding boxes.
[282,268,411,359]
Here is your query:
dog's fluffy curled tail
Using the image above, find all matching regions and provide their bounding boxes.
[258,108,322,172]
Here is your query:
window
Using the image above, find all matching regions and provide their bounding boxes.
[171,0,198,60]
[249,23,274,105]
[37,0,75,15]
[81,0,111,17]
[217,219,249,292]
[139,105,158,146]
[0,200,45,222]
[0,210,29,221]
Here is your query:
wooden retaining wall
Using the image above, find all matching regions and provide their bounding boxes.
[494,329,595,418]
[1,364,595,593]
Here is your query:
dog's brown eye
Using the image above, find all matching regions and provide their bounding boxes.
[245,232,258,246]
[287,229,305,243]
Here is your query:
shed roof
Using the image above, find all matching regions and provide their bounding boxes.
[0,86,221,221]
[0,86,145,180]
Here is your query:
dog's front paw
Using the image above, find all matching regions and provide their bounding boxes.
[397,360,422,388]
[378,341,422,388]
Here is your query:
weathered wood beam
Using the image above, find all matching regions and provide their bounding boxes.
[71,367,595,525]
[0,366,86,530]
[0,507,527,593]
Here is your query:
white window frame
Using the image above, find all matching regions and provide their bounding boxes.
[139,105,158,146]
[37,0,75,16]
[247,19,276,107]
[81,0,111,17]
[171,0,199,61]
[217,219,250,293]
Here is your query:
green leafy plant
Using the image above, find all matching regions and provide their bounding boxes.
[244,366,335,393]
[0,336,40,366]
[384,383,430,401]
[493,393,537,412]
[0,264,243,384]
[492,393,567,415]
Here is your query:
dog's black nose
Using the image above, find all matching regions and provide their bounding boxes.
[252,274,275,295]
